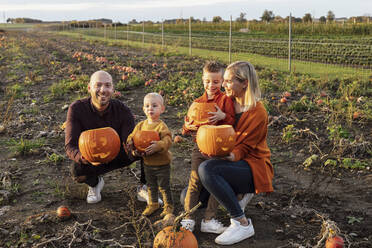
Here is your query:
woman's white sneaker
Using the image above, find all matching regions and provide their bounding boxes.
[215,218,254,245]
[200,218,227,234]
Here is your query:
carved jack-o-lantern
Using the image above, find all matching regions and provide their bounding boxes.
[78,127,120,164]
[133,130,160,152]
[186,102,216,128]
[196,125,236,156]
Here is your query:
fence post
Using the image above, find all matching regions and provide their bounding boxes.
[114,23,117,40]
[288,13,292,73]
[229,15,232,64]
[161,20,164,49]
[189,17,192,56]
[104,24,107,40]
[142,21,145,48]
[127,23,129,52]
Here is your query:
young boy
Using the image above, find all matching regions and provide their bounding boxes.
[127,93,173,217]
[181,61,235,233]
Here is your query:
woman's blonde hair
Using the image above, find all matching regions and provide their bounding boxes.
[226,61,261,112]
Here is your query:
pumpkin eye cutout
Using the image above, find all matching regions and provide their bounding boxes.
[133,130,160,152]
[79,127,121,165]
[196,125,236,157]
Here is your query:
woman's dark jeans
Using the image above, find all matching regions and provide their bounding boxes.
[198,159,255,218]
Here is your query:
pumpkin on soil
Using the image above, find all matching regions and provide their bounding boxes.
[78,127,120,164]
[186,102,216,128]
[133,130,160,152]
[153,226,198,248]
[57,206,71,220]
[326,236,344,248]
[196,125,236,156]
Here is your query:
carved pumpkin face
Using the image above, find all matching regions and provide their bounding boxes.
[196,125,236,156]
[78,127,120,164]
[187,102,216,126]
[153,226,198,248]
[133,130,160,152]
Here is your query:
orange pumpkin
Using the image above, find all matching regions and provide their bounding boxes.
[186,102,216,127]
[196,125,236,156]
[133,130,160,152]
[326,236,344,248]
[57,206,71,220]
[153,226,198,248]
[78,127,120,164]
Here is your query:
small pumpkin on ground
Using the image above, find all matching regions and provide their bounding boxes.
[57,206,71,220]
[153,202,201,248]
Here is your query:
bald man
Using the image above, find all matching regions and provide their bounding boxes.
[65,70,135,203]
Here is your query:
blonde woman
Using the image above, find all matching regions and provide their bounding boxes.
[198,61,274,245]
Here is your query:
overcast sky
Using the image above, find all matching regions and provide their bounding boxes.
[1,0,371,22]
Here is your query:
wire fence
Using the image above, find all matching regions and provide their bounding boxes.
[54,23,372,79]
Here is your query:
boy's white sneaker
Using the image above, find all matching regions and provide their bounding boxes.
[136,184,163,205]
[87,177,104,204]
[215,218,255,245]
[180,218,196,232]
[200,218,227,234]
[238,193,254,211]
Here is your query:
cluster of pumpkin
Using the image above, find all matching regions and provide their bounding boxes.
[78,102,236,165]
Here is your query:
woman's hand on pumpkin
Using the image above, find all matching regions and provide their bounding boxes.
[208,105,226,124]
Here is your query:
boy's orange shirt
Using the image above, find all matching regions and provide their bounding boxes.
[231,101,274,194]
[182,90,235,136]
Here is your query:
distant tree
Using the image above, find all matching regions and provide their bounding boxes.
[327,10,335,23]
[202,17,207,22]
[261,10,274,23]
[319,16,327,23]
[274,16,284,23]
[212,16,223,23]
[6,18,12,23]
[303,13,312,23]
[236,12,247,22]
[128,19,137,24]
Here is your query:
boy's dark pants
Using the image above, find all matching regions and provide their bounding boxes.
[143,164,173,206]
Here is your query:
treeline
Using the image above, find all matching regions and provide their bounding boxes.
[6,18,42,23]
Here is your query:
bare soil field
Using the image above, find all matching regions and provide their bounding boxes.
[0,31,371,248]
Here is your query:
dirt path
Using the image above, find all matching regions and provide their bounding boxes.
[0,30,371,248]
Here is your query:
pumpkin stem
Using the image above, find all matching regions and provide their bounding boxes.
[172,202,202,233]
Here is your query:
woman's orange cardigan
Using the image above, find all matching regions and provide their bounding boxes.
[231,101,274,194]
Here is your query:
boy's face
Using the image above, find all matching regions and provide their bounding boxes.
[143,95,164,122]
[203,71,223,98]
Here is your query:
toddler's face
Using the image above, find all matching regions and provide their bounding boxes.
[143,95,164,122]
[202,71,223,98]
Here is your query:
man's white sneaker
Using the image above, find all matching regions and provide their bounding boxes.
[180,219,196,232]
[87,177,104,204]
[215,218,254,245]
[136,185,163,205]
[200,218,227,234]
[239,193,254,212]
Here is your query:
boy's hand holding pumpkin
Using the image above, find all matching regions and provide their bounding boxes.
[145,141,161,155]
[208,105,226,124]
